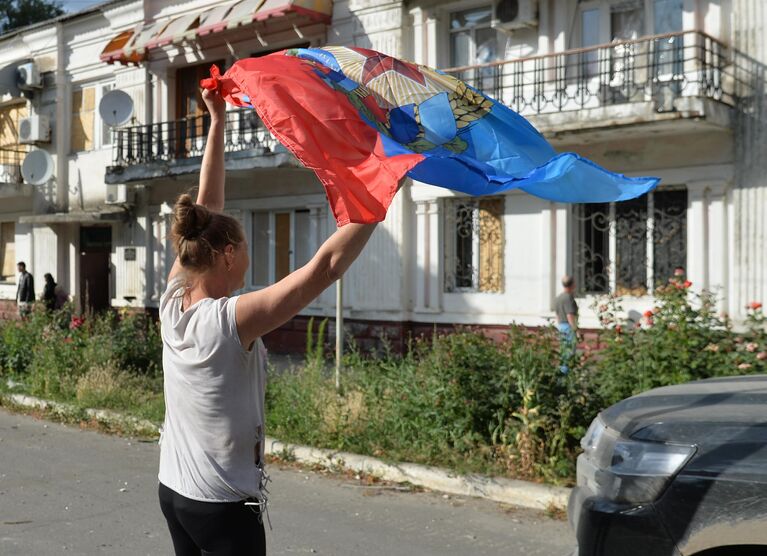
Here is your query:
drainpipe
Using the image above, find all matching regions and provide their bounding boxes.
[55,21,68,213]
[54,21,72,307]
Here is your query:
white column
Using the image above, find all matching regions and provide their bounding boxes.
[707,181,730,308]
[308,203,329,309]
[409,6,425,64]
[687,182,708,290]
[425,10,441,67]
[414,199,441,313]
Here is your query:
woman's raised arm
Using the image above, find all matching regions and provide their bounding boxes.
[168,88,227,282]
[235,222,377,347]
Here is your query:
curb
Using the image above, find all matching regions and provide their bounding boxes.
[1,392,571,512]
[1,393,159,437]
[264,437,571,511]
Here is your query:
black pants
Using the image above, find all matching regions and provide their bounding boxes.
[158,482,266,556]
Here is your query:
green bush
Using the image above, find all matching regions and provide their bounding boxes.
[266,326,597,482]
[2,285,765,486]
[0,306,164,413]
[591,283,767,407]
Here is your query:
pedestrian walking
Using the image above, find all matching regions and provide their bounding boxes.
[157,87,382,556]
[554,275,579,373]
[15,261,34,318]
[42,273,57,311]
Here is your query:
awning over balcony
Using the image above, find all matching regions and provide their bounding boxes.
[99,29,141,65]
[101,0,332,65]
[145,12,201,50]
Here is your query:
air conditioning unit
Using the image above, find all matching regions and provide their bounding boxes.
[17,62,42,90]
[492,0,538,31]
[18,113,50,144]
[106,183,135,205]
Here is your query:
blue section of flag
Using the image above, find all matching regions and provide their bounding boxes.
[405,101,660,201]
[286,46,659,204]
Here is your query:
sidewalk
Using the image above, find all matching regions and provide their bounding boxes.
[0,391,571,513]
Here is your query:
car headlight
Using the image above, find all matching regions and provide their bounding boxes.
[577,416,696,504]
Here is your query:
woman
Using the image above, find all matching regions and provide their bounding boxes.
[157,87,381,555]
[42,273,57,312]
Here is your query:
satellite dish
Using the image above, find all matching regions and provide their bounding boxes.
[21,149,54,185]
[98,89,134,127]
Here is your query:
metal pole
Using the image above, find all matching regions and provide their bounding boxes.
[335,275,343,392]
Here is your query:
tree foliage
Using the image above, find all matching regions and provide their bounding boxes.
[0,0,64,34]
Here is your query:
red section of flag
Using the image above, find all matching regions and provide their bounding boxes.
[207,55,424,226]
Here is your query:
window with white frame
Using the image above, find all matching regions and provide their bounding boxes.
[444,196,504,293]
[572,186,687,296]
[577,0,684,45]
[0,221,15,283]
[71,81,116,153]
[448,6,507,91]
[251,209,312,287]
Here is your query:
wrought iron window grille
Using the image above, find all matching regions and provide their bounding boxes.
[572,186,687,297]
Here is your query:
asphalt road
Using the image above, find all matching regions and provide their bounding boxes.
[0,408,575,555]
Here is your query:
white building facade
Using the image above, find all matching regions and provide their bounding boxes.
[0,0,764,351]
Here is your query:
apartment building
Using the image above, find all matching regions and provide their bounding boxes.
[0,0,764,351]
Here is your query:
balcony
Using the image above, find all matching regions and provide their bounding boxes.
[0,148,32,197]
[105,107,295,184]
[443,31,762,139]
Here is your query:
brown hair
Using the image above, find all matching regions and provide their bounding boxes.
[171,194,244,272]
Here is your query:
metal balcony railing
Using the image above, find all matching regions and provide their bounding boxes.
[110,31,764,171]
[111,107,279,168]
[0,147,25,184]
[443,31,763,117]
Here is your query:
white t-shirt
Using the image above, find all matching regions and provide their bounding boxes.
[158,278,267,502]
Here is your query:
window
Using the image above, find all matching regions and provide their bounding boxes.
[0,222,15,283]
[175,61,225,157]
[98,83,115,147]
[611,0,645,40]
[572,187,687,296]
[71,82,116,153]
[580,8,601,77]
[444,197,504,293]
[0,102,27,148]
[251,209,312,287]
[653,0,684,77]
[449,6,505,91]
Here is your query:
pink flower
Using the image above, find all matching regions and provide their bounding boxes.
[738,363,753,370]
[684,280,692,288]
[748,301,763,311]
[746,342,759,353]
[615,325,622,334]
[69,316,85,330]
[757,352,767,361]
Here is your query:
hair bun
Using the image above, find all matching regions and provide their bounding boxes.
[172,194,212,241]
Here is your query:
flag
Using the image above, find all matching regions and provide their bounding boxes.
[201,47,659,226]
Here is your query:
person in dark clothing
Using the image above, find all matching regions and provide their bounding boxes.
[16,261,34,318]
[42,273,57,312]
[554,275,578,373]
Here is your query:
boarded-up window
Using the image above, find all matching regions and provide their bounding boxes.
[71,87,96,152]
[0,102,27,148]
[445,197,505,293]
[0,222,16,282]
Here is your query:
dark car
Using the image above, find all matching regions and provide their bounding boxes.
[569,375,767,556]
